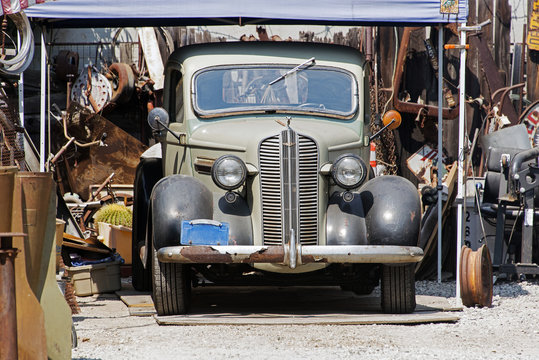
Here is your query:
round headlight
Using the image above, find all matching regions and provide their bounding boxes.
[211,155,247,190]
[331,154,367,190]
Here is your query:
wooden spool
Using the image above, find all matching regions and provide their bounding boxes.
[460,245,493,307]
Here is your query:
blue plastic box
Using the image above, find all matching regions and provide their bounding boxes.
[180,220,229,246]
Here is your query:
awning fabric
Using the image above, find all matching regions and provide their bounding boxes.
[25,0,468,27]
[2,0,46,15]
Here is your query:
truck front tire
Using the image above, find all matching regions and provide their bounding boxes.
[152,244,191,316]
[381,264,416,314]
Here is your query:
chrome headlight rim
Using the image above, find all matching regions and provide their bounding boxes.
[211,155,247,191]
[330,153,367,190]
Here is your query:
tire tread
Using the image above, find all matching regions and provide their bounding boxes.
[152,246,191,316]
[381,264,416,314]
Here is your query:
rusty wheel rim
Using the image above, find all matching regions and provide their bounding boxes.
[460,245,493,307]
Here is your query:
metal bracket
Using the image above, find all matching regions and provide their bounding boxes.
[458,19,491,32]
[515,165,539,194]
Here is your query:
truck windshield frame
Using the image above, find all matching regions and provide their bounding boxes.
[191,64,358,119]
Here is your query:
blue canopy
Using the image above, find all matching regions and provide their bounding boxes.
[26,0,468,27]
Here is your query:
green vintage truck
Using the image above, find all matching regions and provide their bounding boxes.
[132,41,423,315]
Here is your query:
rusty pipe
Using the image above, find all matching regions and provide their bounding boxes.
[491,83,525,117]
[0,235,21,360]
[88,172,115,202]
[84,65,100,113]
[365,27,373,62]
[392,27,459,119]
[50,137,75,165]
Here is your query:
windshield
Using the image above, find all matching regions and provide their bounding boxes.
[192,65,358,118]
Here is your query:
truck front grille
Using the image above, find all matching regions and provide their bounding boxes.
[259,128,319,246]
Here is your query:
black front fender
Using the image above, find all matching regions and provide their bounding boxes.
[359,175,420,246]
[327,192,368,245]
[150,175,213,250]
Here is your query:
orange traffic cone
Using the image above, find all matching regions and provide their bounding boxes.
[370,142,377,176]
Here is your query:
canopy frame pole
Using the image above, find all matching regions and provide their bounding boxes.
[455,25,467,305]
[437,24,443,283]
[17,33,24,128]
[39,26,47,172]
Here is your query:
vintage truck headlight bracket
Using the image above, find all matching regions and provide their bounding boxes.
[331,154,367,190]
[224,191,238,203]
[211,155,247,190]
[342,191,354,202]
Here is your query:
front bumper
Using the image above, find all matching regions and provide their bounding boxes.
[157,244,424,268]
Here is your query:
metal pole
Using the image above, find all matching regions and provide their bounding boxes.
[456,26,467,305]
[437,24,443,283]
[40,27,47,172]
[17,33,24,128]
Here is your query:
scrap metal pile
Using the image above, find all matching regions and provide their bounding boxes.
[43,32,174,273]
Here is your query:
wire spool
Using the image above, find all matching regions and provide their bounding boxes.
[460,245,493,307]
[0,12,34,75]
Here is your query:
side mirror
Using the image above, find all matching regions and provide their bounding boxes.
[147,107,170,131]
[369,110,401,142]
[147,107,185,144]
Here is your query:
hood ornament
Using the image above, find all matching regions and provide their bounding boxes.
[275,116,292,128]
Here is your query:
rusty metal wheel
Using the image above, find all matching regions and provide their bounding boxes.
[460,245,493,307]
[108,63,135,104]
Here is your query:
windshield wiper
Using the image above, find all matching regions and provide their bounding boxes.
[268,57,315,85]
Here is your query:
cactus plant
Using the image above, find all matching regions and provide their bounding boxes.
[94,203,132,228]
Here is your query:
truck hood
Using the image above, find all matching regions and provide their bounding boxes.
[189,118,362,158]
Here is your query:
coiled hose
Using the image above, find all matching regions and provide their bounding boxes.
[0,11,34,75]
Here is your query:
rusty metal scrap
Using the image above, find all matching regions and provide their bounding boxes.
[460,245,493,308]
[53,103,147,200]
[70,66,112,113]
[468,33,519,125]
[0,234,21,360]
[392,27,459,119]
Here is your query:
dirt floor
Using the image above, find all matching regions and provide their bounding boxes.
[69,278,539,360]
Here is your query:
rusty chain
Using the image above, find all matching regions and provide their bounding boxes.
[0,15,7,60]
[369,78,398,175]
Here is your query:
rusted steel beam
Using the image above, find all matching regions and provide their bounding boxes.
[468,33,519,125]
[157,245,424,265]
[392,27,459,119]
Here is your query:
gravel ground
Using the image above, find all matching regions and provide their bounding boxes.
[71,278,539,360]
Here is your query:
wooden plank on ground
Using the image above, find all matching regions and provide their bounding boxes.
[117,289,156,316]
[155,311,459,326]
[118,286,461,325]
